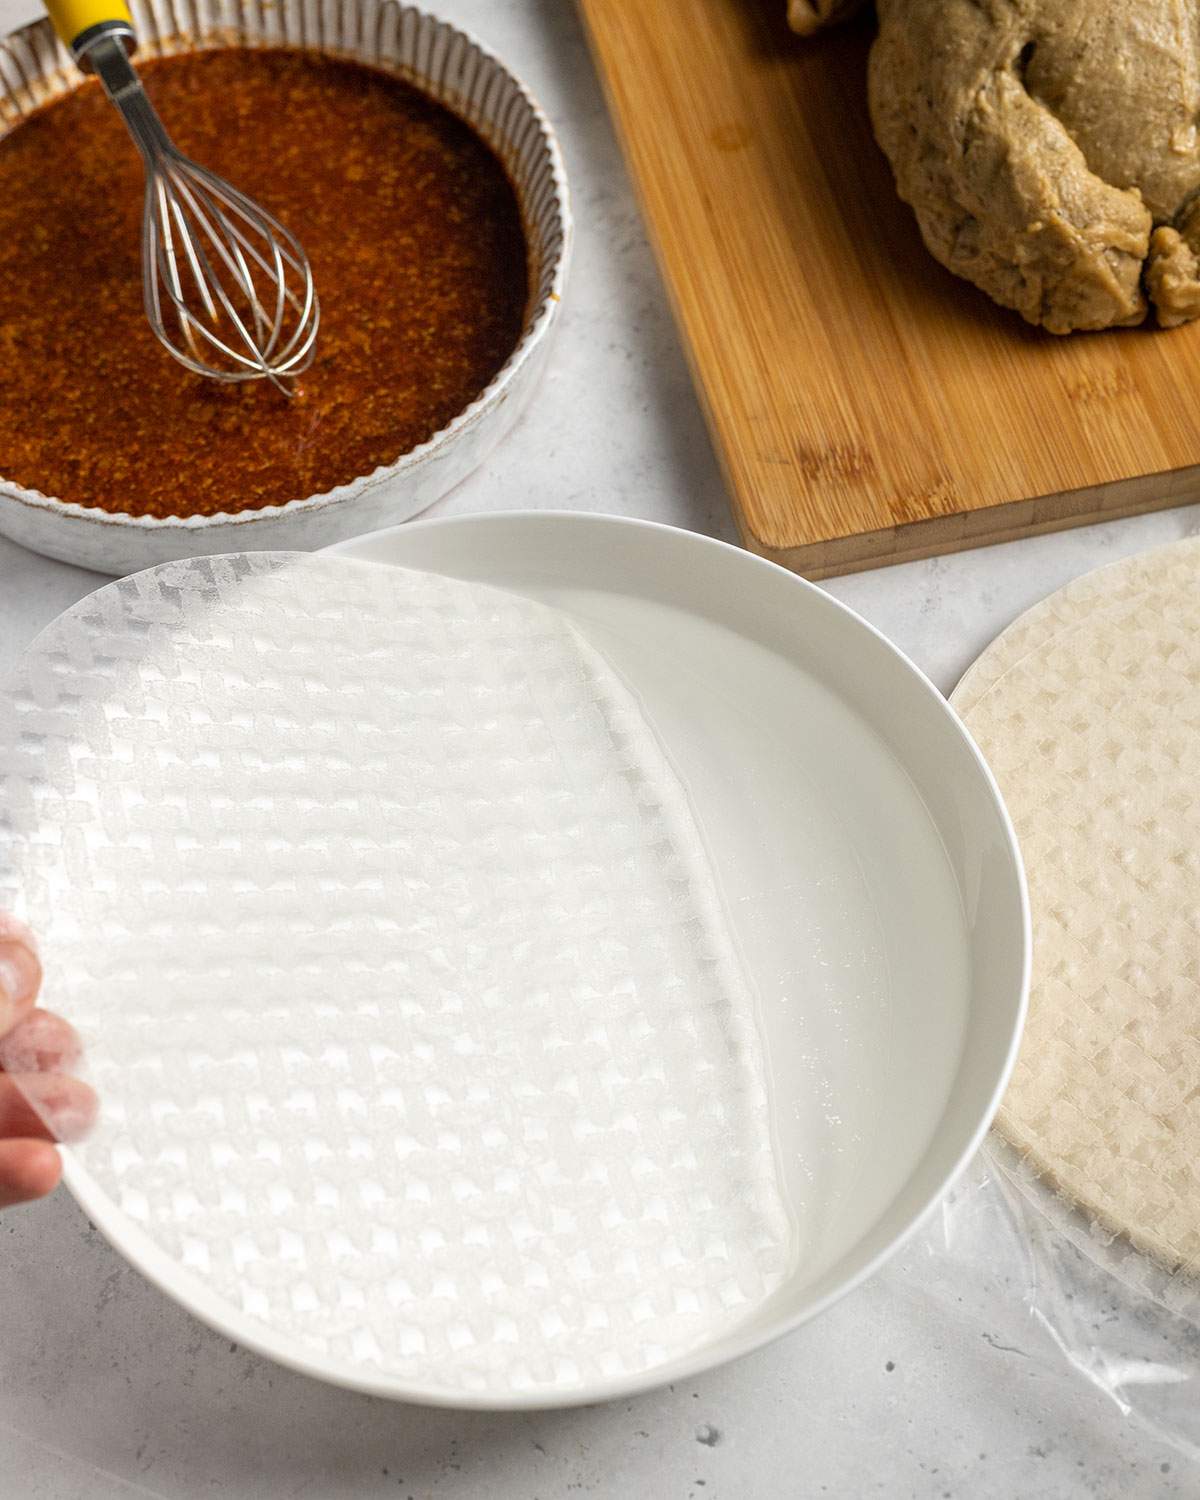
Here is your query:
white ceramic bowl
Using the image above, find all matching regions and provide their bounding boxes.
[0,2,569,574]
[57,512,1029,1408]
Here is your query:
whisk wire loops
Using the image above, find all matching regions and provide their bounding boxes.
[89,33,319,391]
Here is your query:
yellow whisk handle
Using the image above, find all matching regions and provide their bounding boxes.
[45,0,134,62]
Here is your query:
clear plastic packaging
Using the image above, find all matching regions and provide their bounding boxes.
[919,1135,1200,1463]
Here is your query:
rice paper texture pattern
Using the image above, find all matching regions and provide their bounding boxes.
[0,553,792,1395]
[953,537,1200,1298]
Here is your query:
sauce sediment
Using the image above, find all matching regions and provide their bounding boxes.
[0,48,529,517]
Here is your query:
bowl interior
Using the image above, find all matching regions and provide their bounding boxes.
[320,511,1030,1399]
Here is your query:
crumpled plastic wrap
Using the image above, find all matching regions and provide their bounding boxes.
[919,1135,1200,1463]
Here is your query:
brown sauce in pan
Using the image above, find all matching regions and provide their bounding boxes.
[0,48,529,517]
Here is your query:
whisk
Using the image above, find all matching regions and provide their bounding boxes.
[45,0,319,390]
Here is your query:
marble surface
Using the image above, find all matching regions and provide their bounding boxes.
[1,0,1197,1494]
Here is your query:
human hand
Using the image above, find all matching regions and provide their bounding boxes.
[0,916,97,1207]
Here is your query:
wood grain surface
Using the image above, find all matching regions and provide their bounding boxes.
[578,0,1200,577]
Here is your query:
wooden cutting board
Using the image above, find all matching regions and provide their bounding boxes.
[577,0,1200,578]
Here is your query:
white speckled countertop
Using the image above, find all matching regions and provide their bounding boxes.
[1,1,1196,1494]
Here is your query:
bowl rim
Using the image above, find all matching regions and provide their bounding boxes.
[57,510,1032,1411]
[0,6,572,532]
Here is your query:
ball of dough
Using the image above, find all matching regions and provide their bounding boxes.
[868,0,1200,332]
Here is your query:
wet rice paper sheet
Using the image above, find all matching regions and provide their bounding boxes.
[0,553,793,1397]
